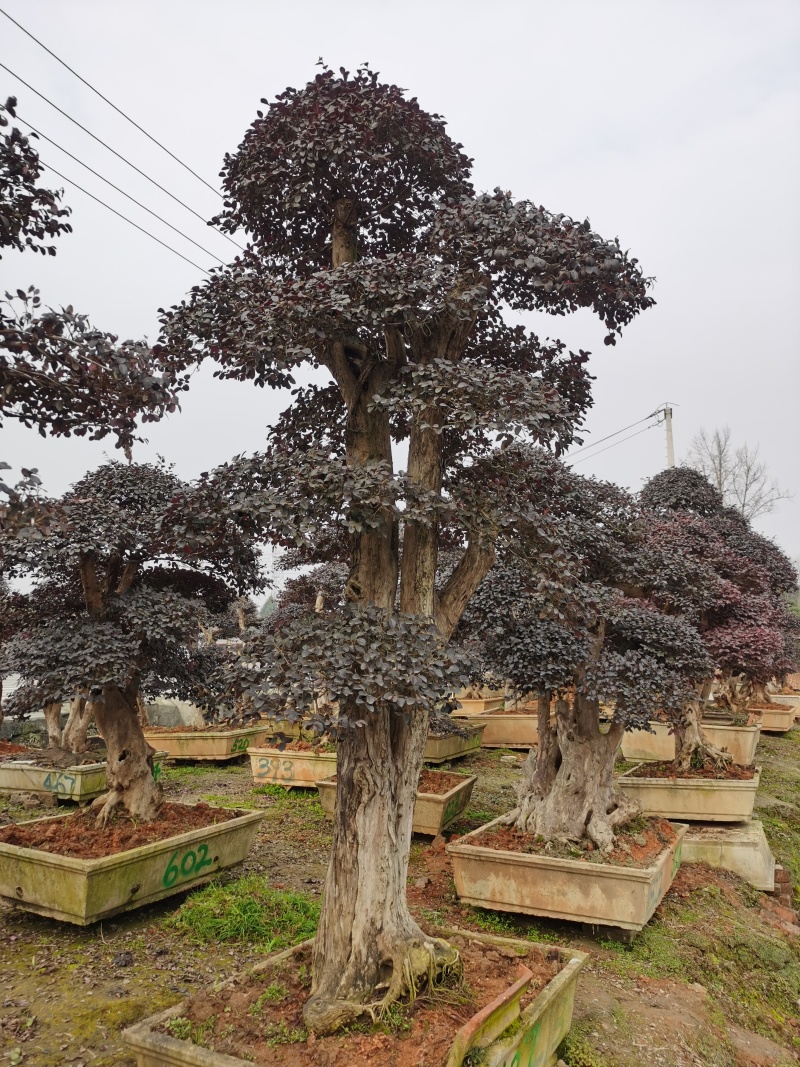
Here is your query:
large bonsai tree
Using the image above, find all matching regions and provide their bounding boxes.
[640,468,799,757]
[455,450,711,848]
[156,66,653,1031]
[0,460,262,820]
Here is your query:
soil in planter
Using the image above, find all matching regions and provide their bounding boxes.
[276,738,336,754]
[0,801,238,858]
[627,760,756,781]
[0,741,31,760]
[326,770,466,795]
[747,703,792,712]
[158,938,561,1066]
[144,723,254,734]
[467,816,677,869]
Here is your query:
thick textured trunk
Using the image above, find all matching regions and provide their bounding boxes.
[304,700,458,1033]
[674,689,733,774]
[511,694,638,851]
[61,696,93,753]
[91,684,162,825]
[43,700,63,748]
[508,693,560,829]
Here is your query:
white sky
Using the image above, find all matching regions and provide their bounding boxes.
[2,0,799,567]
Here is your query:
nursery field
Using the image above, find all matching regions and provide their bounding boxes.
[0,731,797,1067]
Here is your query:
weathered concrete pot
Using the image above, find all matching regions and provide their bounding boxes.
[248,746,336,789]
[621,721,761,766]
[770,695,800,721]
[0,807,264,925]
[316,771,477,835]
[452,711,544,749]
[0,759,108,801]
[142,725,270,761]
[616,764,760,822]
[447,815,688,932]
[681,819,775,891]
[456,697,505,714]
[423,723,486,764]
[123,930,587,1067]
[751,704,794,733]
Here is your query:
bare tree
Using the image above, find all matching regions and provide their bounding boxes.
[685,425,792,520]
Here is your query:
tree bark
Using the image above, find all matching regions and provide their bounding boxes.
[510,693,638,851]
[61,696,94,753]
[674,682,733,773]
[43,700,63,748]
[91,684,162,825]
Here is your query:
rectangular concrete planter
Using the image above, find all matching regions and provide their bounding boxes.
[316,771,477,835]
[681,819,775,891]
[768,696,800,723]
[0,759,108,801]
[248,746,337,789]
[423,723,486,764]
[448,815,687,932]
[751,704,794,733]
[142,725,270,761]
[0,807,264,925]
[453,711,544,749]
[456,697,505,714]
[0,750,168,801]
[123,930,587,1067]
[621,721,761,766]
[616,764,761,822]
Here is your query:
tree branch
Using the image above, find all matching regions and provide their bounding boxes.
[434,537,496,641]
[78,553,104,616]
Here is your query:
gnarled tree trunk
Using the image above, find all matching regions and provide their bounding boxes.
[674,681,733,773]
[43,700,63,748]
[509,693,638,851]
[91,684,162,825]
[510,693,561,830]
[61,695,93,753]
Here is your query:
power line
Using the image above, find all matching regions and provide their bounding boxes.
[567,423,657,466]
[18,113,226,265]
[0,61,244,251]
[0,6,223,198]
[42,160,210,274]
[566,410,660,460]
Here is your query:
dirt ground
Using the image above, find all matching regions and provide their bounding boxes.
[0,733,798,1066]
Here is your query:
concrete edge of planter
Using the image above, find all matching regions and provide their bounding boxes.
[123,932,586,1067]
[315,771,478,835]
[618,763,761,791]
[439,927,588,1067]
[446,813,685,883]
[0,807,265,875]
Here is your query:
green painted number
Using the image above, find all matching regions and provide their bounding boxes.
[232,736,250,753]
[162,842,215,888]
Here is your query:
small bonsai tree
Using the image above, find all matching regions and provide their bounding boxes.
[640,467,799,756]
[456,450,711,848]
[0,460,262,820]
[155,67,653,1030]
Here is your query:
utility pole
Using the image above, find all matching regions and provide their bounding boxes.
[664,405,675,468]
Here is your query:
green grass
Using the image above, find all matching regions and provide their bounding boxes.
[201,793,259,809]
[162,763,212,781]
[166,873,319,948]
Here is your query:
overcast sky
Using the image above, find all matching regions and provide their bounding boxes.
[2,0,799,571]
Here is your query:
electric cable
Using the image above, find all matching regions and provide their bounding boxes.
[18,113,226,265]
[42,160,210,274]
[0,61,244,250]
[567,423,657,466]
[566,409,660,460]
[0,6,223,198]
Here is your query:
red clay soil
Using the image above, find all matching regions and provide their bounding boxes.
[0,801,239,858]
[628,760,756,780]
[327,771,467,795]
[748,702,792,711]
[0,741,30,760]
[485,707,537,717]
[470,817,677,869]
[143,723,247,734]
[161,938,561,1066]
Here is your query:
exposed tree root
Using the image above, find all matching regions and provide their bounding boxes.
[303,934,461,1034]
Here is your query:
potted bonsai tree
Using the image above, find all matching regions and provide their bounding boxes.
[0,460,267,923]
[150,62,652,1054]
